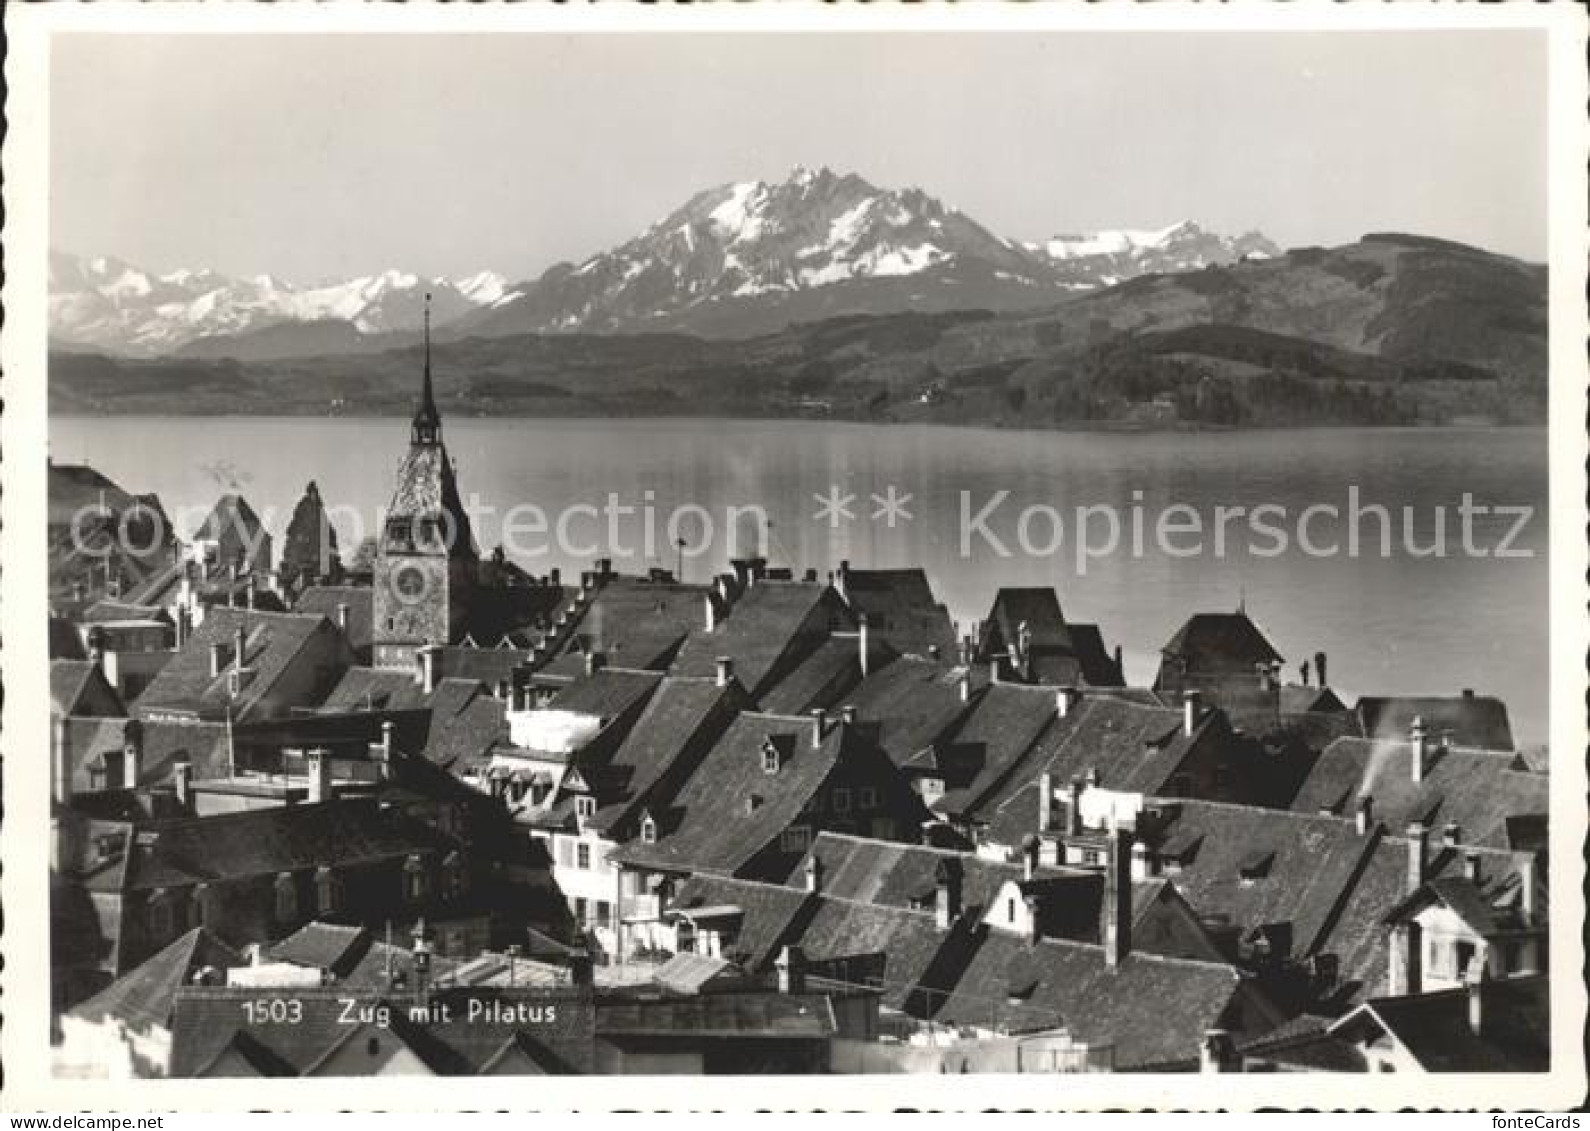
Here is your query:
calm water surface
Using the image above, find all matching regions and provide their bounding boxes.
[51,417,1549,743]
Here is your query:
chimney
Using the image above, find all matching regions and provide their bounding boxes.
[1056,687,1082,718]
[809,708,825,748]
[957,637,971,667]
[1102,825,1132,968]
[1442,822,1461,851]
[1519,853,1537,923]
[835,559,850,601]
[957,671,971,703]
[1200,1030,1235,1074]
[233,625,247,672]
[418,645,439,694]
[803,853,822,894]
[1024,895,1043,949]
[857,614,870,677]
[715,656,734,688]
[584,650,606,677]
[174,760,193,813]
[935,859,962,930]
[1022,834,1040,882]
[1406,822,1428,892]
[1182,690,1202,737]
[776,945,807,995]
[1465,956,1488,1036]
[175,606,191,649]
[840,705,858,727]
[1067,777,1084,836]
[53,716,72,806]
[1315,651,1328,688]
[378,720,395,780]
[209,642,226,678]
[704,593,717,633]
[86,627,106,671]
[1464,851,1482,884]
[1355,795,1374,835]
[1037,771,1055,833]
[1410,716,1427,783]
[336,602,350,632]
[246,576,257,611]
[1130,839,1150,882]
[990,658,1002,686]
[307,748,332,804]
[121,720,143,790]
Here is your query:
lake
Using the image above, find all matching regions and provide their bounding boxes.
[50,416,1550,743]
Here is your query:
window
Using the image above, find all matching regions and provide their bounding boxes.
[781,825,812,854]
[595,900,611,927]
[575,795,596,821]
[574,897,587,921]
[832,787,852,814]
[762,738,781,774]
[640,814,657,844]
[1455,940,1477,979]
[576,843,592,870]
[859,787,880,810]
[1007,898,1018,924]
[921,778,945,801]
[556,839,574,868]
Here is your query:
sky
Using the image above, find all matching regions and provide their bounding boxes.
[50,31,1547,284]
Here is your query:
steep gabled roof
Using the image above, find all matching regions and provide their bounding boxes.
[756,636,875,716]
[935,930,1252,1069]
[560,576,711,671]
[135,609,347,722]
[69,927,245,1031]
[61,717,229,792]
[671,581,852,699]
[293,586,373,656]
[982,588,1071,653]
[1289,737,1544,848]
[52,659,126,720]
[1331,975,1548,1071]
[1159,611,1284,668]
[546,667,662,721]
[933,683,1060,816]
[840,657,975,769]
[1356,694,1514,752]
[836,567,957,659]
[669,873,818,973]
[609,712,856,877]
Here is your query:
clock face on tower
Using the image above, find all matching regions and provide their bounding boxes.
[391,562,429,604]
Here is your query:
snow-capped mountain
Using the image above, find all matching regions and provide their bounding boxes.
[452,168,1280,340]
[48,252,508,357]
[51,169,1281,352]
[1025,220,1279,286]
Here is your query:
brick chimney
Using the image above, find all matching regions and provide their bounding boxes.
[233,625,248,671]
[935,858,962,929]
[378,720,395,780]
[307,748,333,804]
[417,645,439,694]
[809,708,825,748]
[1406,821,1428,892]
[715,656,734,688]
[776,945,807,995]
[53,716,72,806]
[857,614,871,678]
[1022,834,1040,881]
[336,602,351,632]
[1068,777,1084,836]
[803,853,822,894]
[86,627,106,671]
[584,650,606,677]
[703,593,717,633]
[121,720,144,790]
[1410,716,1428,783]
[1182,690,1202,737]
[1442,822,1461,851]
[174,760,194,813]
[1130,839,1150,882]
[1056,687,1081,718]
[1464,851,1482,884]
[1519,852,1537,924]
[1101,825,1132,968]
[210,642,226,679]
[1355,795,1374,835]
[1037,771,1054,833]
[957,671,971,703]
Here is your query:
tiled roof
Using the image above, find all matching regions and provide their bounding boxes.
[318,666,430,713]
[1356,694,1515,751]
[51,617,89,659]
[652,952,738,994]
[279,482,339,580]
[586,677,742,837]
[1340,975,1548,1071]
[423,679,509,771]
[1134,800,1382,960]
[293,586,373,656]
[435,646,531,690]
[975,695,1206,839]
[671,581,852,699]
[1289,737,1545,848]
[1159,611,1285,668]
[669,874,818,973]
[562,576,711,670]
[135,609,349,722]
[609,712,853,877]
[118,797,457,891]
[756,636,872,716]
[791,832,1027,923]
[52,659,125,720]
[934,683,1061,816]
[196,494,266,542]
[983,588,1072,652]
[81,600,171,625]
[61,717,229,792]
[837,568,957,659]
[69,927,245,1030]
[546,668,662,721]
[840,657,975,769]
[933,930,1249,1069]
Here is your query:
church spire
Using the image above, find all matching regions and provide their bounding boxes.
[413,292,442,445]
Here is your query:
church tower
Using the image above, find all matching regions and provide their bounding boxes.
[372,296,477,670]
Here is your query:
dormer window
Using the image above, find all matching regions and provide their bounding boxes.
[575,795,596,821]
[761,737,782,775]
[1237,850,1275,884]
[385,517,413,546]
[640,812,657,844]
